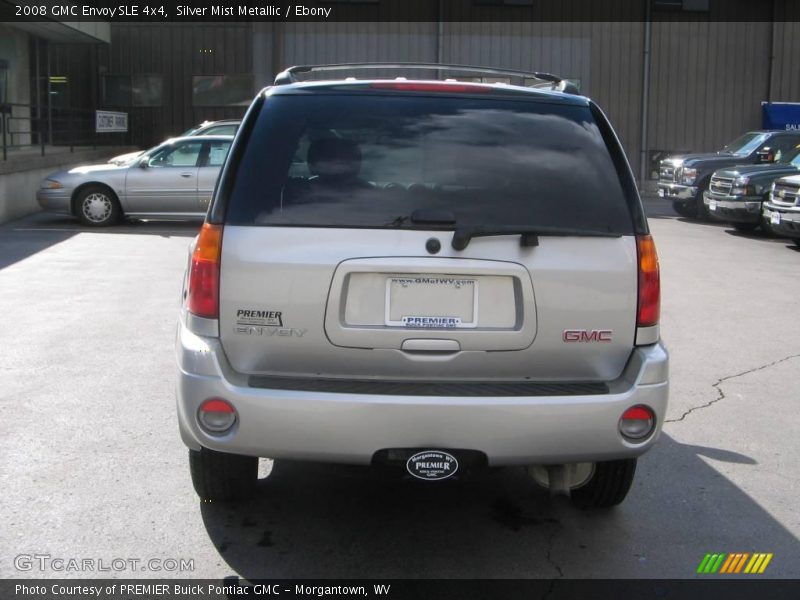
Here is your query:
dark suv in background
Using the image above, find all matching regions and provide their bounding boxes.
[658,130,800,220]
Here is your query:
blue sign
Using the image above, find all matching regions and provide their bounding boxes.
[762,102,800,131]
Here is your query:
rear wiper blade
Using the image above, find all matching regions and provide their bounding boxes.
[451,225,620,250]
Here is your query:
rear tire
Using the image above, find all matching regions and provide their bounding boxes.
[189,448,258,502]
[732,222,758,232]
[570,458,637,509]
[694,183,710,221]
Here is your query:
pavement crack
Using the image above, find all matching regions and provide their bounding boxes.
[666,353,800,423]
[544,522,564,581]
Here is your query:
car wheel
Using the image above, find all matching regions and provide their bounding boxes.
[76,186,121,227]
[189,448,258,502]
[570,458,637,509]
[794,239,800,248]
[732,222,759,232]
[694,183,710,221]
[672,201,695,218]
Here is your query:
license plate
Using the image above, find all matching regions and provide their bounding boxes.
[770,212,781,225]
[657,188,665,198]
[385,276,478,328]
[709,200,717,211]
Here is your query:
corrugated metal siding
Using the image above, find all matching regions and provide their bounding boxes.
[647,19,773,155]
[772,1,800,102]
[98,23,252,148]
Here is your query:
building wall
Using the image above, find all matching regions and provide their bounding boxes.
[95,23,253,148]
[75,5,800,180]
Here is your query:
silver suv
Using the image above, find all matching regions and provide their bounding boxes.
[176,64,668,509]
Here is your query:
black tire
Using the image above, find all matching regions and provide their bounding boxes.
[732,222,759,232]
[794,238,800,248]
[672,200,695,219]
[570,458,637,509]
[75,185,122,227]
[189,448,258,502]
[694,183,710,221]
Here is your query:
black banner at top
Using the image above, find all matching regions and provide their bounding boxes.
[1,0,797,22]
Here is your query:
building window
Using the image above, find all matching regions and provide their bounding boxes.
[653,0,709,11]
[132,74,163,106]
[192,74,254,107]
[101,74,131,107]
[101,74,163,107]
[474,0,535,6]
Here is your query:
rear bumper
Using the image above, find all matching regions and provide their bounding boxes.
[657,182,698,201]
[703,193,762,224]
[762,203,800,238]
[175,320,669,466]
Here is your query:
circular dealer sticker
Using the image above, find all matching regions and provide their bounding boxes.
[406,450,459,481]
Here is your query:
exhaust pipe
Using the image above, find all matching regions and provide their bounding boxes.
[546,465,571,498]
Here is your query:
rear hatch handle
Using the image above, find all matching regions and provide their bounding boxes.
[451,226,621,250]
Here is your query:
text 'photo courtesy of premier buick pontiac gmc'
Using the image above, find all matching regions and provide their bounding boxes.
[175,64,668,509]
[658,130,800,220]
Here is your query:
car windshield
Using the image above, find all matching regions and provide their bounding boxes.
[226,93,634,234]
[720,133,769,157]
[787,148,800,167]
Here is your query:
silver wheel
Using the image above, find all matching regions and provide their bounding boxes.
[81,192,113,223]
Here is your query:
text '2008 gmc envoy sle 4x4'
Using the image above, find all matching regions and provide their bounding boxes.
[176,64,668,509]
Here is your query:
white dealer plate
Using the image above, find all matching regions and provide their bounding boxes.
[709,200,717,211]
[385,276,478,328]
[771,211,781,225]
[658,188,665,198]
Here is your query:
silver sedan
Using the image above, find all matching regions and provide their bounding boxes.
[37,135,233,226]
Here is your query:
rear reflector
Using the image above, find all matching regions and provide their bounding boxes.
[370,82,492,93]
[619,405,655,441]
[636,234,660,328]
[198,398,236,434]
[187,223,222,320]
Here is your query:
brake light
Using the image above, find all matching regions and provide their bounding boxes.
[187,223,222,319]
[370,82,492,93]
[636,234,660,328]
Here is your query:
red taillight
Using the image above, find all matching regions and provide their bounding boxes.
[198,398,236,434]
[187,223,222,320]
[199,398,235,414]
[636,234,660,328]
[619,405,656,441]
[370,82,492,93]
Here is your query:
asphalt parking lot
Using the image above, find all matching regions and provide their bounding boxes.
[1,201,798,579]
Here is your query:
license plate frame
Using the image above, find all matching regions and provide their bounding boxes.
[385,276,479,329]
[770,211,781,226]
[709,199,717,211]
[657,188,665,198]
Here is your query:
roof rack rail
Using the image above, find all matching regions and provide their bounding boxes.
[273,63,581,94]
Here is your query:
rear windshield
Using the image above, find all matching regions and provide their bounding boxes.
[225,93,634,233]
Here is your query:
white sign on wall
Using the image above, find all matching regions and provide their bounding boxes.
[95,110,128,133]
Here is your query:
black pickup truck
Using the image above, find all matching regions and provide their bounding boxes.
[657,130,800,219]
[703,146,800,232]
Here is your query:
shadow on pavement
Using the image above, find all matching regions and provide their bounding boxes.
[0,212,200,271]
[199,434,799,578]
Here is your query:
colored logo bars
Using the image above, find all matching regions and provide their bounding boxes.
[697,553,773,574]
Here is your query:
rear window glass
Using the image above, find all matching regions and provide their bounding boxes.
[225,93,634,233]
